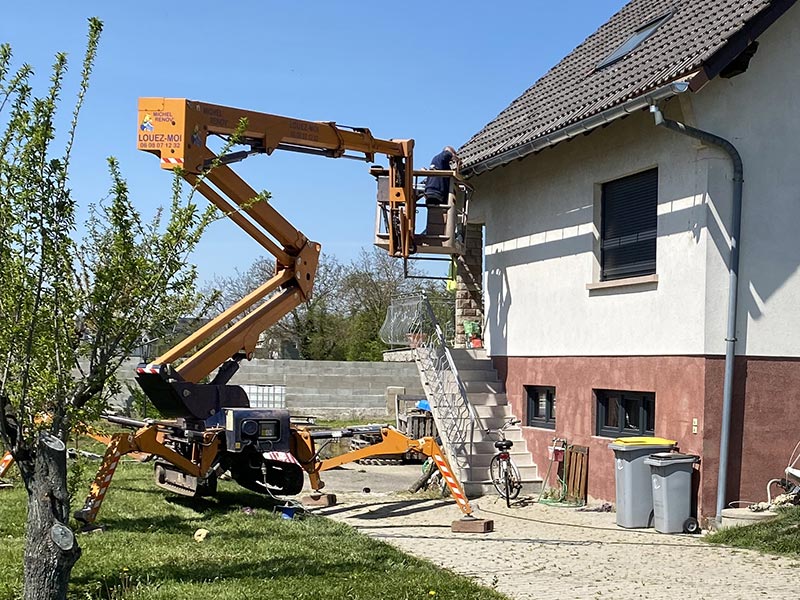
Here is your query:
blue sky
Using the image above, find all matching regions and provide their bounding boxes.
[1,1,626,282]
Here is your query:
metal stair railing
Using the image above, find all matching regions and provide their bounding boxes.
[380,294,483,481]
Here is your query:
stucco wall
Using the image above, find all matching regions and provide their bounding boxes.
[688,1,800,358]
[471,2,800,360]
[473,102,711,357]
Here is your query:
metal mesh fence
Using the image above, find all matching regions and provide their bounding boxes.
[379,294,454,347]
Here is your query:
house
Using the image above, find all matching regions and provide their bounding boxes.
[457,0,800,520]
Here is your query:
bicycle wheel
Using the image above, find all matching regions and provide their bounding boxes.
[504,463,512,507]
[505,458,522,500]
[489,455,522,499]
[489,455,508,497]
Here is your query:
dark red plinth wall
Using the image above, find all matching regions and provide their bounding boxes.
[492,355,800,518]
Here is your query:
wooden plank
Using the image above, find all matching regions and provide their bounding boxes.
[565,444,589,504]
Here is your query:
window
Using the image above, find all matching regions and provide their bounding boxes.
[526,385,556,429]
[596,13,672,70]
[601,168,658,280]
[596,389,655,437]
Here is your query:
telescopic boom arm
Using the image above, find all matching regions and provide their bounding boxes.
[137,98,415,383]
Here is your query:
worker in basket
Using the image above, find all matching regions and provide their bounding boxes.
[420,146,460,236]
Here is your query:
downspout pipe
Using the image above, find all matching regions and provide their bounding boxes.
[650,105,744,525]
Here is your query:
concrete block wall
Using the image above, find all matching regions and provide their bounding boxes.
[230,359,426,419]
[106,357,426,420]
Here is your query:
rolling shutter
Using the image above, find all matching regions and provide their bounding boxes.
[601,168,658,280]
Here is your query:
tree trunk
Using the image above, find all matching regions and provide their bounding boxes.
[21,434,81,600]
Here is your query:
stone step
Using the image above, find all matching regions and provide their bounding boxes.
[449,348,488,361]
[461,463,539,483]
[467,451,535,468]
[466,392,509,406]
[468,440,530,454]
[475,415,522,431]
[414,347,540,500]
[454,369,500,383]
[473,405,513,419]
[451,359,493,372]
[473,425,524,442]
[463,479,543,499]
[463,380,505,394]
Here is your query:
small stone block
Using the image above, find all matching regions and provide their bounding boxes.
[301,493,337,507]
[78,523,107,535]
[451,518,494,533]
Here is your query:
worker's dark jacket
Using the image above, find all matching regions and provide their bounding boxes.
[424,150,454,204]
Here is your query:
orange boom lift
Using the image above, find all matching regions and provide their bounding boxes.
[74,99,480,529]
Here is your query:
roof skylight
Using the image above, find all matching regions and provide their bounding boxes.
[597,12,672,70]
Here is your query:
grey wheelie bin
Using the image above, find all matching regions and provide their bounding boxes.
[609,437,676,528]
[644,452,700,533]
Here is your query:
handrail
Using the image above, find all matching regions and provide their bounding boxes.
[420,297,482,433]
[380,294,484,480]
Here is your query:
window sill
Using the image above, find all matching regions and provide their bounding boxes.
[526,423,556,431]
[586,274,658,291]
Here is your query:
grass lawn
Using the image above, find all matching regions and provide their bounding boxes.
[0,458,506,600]
[705,505,800,557]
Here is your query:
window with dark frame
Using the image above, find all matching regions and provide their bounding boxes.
[595,389,655,437]
[601,168,658,281]
[525,385,556,429]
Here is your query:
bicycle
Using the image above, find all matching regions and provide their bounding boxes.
[487,416,523,507]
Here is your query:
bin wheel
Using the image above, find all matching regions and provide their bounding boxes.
[683,517,700,534]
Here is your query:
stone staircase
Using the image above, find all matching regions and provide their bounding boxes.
[418,347,541,497]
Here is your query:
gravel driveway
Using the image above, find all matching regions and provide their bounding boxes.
[308,464,797,600]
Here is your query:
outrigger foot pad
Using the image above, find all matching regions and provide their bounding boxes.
[451,516,494,533]
[77,523,107,535]
[301,493,337,507]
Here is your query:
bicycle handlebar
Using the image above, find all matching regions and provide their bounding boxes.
[486,416,521,436]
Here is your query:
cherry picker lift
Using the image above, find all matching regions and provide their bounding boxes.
[74,99,488,532]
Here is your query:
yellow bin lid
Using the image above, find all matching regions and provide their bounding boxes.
[612,437,676,446]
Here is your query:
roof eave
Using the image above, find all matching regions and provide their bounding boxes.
[462,80,692,178]
[691,0,798,92]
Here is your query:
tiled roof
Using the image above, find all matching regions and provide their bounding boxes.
[460,0,796,174]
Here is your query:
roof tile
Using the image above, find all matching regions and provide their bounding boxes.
[460,0,787,171]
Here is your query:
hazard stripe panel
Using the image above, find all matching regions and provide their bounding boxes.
[433,453,470,510]
[263,451,300,466]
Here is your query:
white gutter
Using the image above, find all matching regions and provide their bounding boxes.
[462,81,691,177]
